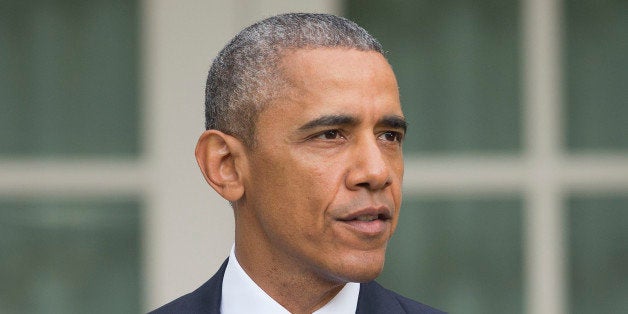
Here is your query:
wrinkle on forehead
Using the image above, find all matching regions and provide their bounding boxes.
[279,48,396,93]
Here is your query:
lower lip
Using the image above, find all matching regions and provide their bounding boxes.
[339,219,388,236]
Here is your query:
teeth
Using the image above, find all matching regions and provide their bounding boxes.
[355,214,378,222]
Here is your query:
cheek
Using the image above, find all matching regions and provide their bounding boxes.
[287,150,346,195]
[392,156,404,197]
[285,161,347,241]
[389,157,404,238]
[250,151,341,220]
[295,166,343,221]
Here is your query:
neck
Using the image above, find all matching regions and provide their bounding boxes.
[234,234,346,313]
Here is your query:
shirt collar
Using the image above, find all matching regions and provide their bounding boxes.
[221,245,360,314]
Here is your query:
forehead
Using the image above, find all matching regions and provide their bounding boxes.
[279,48,396,89]
[266,48,401,120]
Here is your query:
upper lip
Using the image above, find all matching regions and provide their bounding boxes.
[337,206,393,221]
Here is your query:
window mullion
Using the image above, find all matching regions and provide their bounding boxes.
[522,0,566,313]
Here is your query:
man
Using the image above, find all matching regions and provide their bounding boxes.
[151,13,443,314]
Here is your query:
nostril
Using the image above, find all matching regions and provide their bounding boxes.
[354,178,391,190]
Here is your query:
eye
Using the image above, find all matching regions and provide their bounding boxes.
[315,130,343,140]
[379,131,404,143]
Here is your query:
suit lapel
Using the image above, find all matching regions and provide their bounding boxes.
[194,258,228,313]
[356,281,405,314]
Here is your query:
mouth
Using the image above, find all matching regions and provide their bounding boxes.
[352,213,390,221]
[336,207,392,236]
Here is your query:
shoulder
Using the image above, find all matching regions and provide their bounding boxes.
[148,289,206,314]
[147,259,228,314]
[358,281,446,314]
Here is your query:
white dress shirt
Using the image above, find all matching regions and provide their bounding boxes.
[221,245,360,314]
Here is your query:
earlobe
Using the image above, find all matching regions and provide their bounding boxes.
[195,130,246,202]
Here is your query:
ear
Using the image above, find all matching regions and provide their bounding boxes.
[195,130,247,202]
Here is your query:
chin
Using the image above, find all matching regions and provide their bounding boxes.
[345,269,383,283]
[327,251,387,283]
[338,263,384,283]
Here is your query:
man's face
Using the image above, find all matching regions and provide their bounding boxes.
[240,48,404,284]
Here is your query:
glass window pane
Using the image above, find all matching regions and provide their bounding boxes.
[567,196,628,314]
[378,197,523,313]
[0,0,139,157]
[0,198,141,314]
[565,0,628,151]
[346,0,521,153]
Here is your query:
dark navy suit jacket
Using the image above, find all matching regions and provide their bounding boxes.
[149,259,444,314]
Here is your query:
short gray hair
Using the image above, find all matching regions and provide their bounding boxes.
[205,13,384,147]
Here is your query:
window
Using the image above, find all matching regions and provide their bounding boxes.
[0,199,141,314]
[346,0,628,313]
[0,1,141,313]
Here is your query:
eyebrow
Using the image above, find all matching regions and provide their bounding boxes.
[297,114,407,132]
[379,115,407,133]
[297,115,359,131]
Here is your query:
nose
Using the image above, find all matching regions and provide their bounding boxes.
[346,137,392,191]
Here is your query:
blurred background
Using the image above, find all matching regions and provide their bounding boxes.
[1,0,626,313]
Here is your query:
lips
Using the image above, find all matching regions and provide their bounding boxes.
[337,206,392,222]
[336,206,392,236]
[355,214,379,221]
